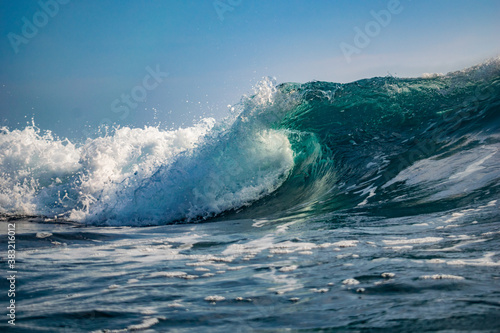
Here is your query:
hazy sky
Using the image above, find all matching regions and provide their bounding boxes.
[1,0,499,139]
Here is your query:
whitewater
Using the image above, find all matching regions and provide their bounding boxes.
[1,58,499,332]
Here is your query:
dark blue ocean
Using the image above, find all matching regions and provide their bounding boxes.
[1,59,500,332]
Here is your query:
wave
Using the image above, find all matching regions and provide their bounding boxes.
[1,58,499,225]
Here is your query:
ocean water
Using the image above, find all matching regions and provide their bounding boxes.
[1,58,500,332]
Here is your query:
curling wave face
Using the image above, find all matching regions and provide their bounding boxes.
[1,58,499,225]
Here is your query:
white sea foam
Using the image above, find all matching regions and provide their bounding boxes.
[1,101,295,226]
[204,295,225,302]
[342,278,360,285]
[36,232,52,238]
[331,240,359,248]
[149,271,187,278]
[279,265,298,272]
[419,274,465,280]
[128,318,160,331]
[310,288,329,293]
[0,124,81,215]
[381,145,500,203]
[383,237,443,245]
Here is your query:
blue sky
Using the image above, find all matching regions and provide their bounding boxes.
[1,0,499,139]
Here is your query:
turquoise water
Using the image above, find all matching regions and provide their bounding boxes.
[1,59,500,331]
